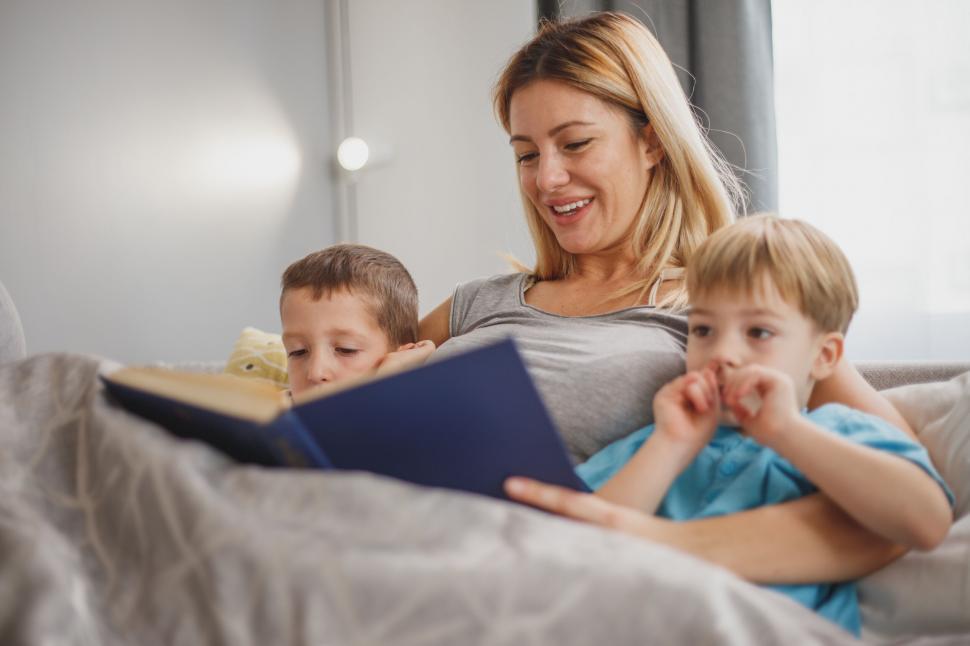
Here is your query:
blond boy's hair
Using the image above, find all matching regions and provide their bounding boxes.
[687,215,859,333]
[281,244,418,347]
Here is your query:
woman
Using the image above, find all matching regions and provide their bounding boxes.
[421,12,914,582]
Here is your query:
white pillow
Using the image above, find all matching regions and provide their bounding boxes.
[858,370,970,641]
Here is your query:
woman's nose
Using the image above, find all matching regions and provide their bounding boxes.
[535,153,569,194]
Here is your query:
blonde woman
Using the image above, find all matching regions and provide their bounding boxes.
[420,12,914,582]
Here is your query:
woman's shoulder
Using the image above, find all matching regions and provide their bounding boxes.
[453,272,528,309]
[456,271,527,293]
[450,272,530,336]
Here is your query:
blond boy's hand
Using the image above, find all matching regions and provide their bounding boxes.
[722,365,801,446]
[652,368,720,457]
[375,340,436,377]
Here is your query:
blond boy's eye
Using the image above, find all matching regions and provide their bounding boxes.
[287,349,307,358]
[335,347,360,356]
[748,327,773,340]
[689,325,712,337]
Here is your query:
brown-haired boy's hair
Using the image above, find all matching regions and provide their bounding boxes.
[281,244,418,347]
[687,214,859,334]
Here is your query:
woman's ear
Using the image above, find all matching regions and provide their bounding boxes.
[640,123,665,168]
[811,332,844,381]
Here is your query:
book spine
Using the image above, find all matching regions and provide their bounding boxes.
[266,411,334,469]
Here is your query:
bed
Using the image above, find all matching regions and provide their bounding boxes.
[1,281,969,645]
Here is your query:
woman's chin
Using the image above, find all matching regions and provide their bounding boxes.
[551,231,603,256]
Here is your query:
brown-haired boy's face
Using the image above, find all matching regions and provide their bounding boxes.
[686,281,831,425]
[281,287,394,396]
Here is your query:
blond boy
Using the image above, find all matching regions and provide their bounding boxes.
[280,244,434,396]
[570,216,952,634]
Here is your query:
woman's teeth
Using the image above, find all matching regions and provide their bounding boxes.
[552,198,591,215]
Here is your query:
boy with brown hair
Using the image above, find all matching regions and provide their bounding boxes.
[569,215,952,634]
[280,243,434,396]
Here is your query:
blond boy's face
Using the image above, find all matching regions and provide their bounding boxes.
[281,287,394,396]
[686,280,830,425]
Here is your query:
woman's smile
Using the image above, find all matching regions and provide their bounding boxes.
[546,197,595,225]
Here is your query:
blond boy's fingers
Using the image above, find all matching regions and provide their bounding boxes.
[683,377,711,413]
[703,369,721,407]
[504,477,632,531]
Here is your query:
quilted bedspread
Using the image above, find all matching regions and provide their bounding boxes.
[0,353,863,645]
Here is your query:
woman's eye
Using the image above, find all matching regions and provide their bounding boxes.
[564,138,592,151]
[287,349,307,358]
[689,325,711,338]
[748,327,773,340]
[335,347,360,356]
[515,151,538,165]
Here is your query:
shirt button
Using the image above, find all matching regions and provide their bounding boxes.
[719,461,739,476]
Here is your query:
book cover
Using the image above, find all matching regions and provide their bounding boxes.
[101,339,589,499]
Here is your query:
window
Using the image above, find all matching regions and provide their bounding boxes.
[772,0,970,360]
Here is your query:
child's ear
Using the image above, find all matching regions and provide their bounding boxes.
[811,332,844,381]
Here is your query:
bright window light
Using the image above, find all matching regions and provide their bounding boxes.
[773,0,970,360]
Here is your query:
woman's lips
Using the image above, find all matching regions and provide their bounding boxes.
[547,197,594,224]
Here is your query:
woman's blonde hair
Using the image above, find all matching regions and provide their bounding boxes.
[493,12,743,307]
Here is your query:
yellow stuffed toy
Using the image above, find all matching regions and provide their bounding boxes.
[224,327,289,389]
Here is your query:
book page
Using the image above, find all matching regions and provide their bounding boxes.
[105,368,288,423]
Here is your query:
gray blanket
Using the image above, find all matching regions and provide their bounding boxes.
[0,354,859,645]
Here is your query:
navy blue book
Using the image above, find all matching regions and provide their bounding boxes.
[100,339,589,500]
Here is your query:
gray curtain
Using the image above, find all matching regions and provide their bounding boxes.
[546,0,777,214]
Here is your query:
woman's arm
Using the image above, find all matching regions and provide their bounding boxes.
[418,297,452,347]
[810,357,914,437]
[505,478,907,583]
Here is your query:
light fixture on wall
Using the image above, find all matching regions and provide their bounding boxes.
[335,136,393,174]
[336,136,369,171]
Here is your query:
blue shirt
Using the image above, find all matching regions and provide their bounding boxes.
[577,403,954,636]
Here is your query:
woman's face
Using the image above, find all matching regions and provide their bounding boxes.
[508,80,661,259]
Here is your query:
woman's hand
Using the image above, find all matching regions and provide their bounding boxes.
[505,476,674,540]
[505,476,907,584]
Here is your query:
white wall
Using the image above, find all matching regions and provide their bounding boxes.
[0,0,537,363]
[343,0,537,311]
[0,0,335,363]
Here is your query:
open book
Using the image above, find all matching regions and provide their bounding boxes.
[100,339,588,500]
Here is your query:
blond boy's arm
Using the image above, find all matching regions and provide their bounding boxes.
[595,370,720,512]
[725,364,951,551]
[769,418,951,550]
[593,433,694,513]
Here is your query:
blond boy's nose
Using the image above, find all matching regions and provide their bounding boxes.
[708,353,740,375]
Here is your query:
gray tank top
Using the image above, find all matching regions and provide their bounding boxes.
[434,273,687,463]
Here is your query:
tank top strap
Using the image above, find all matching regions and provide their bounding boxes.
[646,267,686,306]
